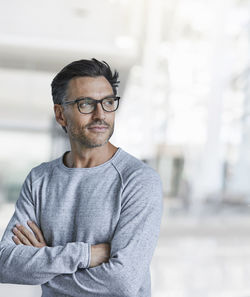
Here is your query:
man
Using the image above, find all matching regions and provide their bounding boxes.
[0,58,163,297]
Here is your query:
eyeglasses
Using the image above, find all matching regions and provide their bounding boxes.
[61,96,120,114]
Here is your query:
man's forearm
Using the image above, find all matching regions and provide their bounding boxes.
[0,221,110,285]
[0,241,91,285]
[11,222,110,269]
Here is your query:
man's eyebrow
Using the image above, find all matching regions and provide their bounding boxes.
[76,94,116,100]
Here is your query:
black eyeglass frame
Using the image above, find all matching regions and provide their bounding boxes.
[60,96,121,114]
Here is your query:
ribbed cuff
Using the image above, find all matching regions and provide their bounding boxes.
[78,242,91,269]
[87,243,91,268]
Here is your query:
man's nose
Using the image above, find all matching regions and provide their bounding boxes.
[92,101,106,119]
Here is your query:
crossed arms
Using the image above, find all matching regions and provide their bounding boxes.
[12,221,110,268]
[0,168,163,297]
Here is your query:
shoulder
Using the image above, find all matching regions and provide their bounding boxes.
[27,156,61,185]
[112,148,162,189]
[113,149,163,210]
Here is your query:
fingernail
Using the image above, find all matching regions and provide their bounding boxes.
[27,220,32,224]
[16,223,21,227]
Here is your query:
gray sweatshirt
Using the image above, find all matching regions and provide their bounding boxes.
[0,147,163,297]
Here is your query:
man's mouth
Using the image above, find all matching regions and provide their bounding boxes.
[87,125,109,132]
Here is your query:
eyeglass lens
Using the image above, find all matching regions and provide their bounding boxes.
[78,98,118,113]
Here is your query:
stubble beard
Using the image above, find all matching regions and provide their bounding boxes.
[68,122,115,148]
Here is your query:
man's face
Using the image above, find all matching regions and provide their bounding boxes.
[62,76,115,148]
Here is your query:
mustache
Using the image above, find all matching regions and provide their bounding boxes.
[86,121,110,128]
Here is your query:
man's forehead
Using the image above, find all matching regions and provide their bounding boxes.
[67,76,113,97]
[69,76,110,87]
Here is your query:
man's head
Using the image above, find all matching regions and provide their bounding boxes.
[52,58,120,148]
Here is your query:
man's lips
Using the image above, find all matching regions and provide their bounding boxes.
[87,125,109,132]
[88,125,108,128]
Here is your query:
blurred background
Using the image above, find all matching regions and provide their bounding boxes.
[1,0,250,296]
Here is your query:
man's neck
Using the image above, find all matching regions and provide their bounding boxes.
[63,142,118,168]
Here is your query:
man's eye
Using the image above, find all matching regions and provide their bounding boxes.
[80,100,93,107]
[104,99,114,105]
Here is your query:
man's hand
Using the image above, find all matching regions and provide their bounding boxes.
[90,243,111,268]
[12,220,47,248]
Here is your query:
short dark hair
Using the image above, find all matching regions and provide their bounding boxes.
[51,58,120,133]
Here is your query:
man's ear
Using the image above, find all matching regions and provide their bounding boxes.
[54,104,67,128]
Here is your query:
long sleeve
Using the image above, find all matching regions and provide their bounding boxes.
[0,171,91,285]
[45,167,163,297]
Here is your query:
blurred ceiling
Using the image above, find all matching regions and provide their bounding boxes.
[0,0,143,72]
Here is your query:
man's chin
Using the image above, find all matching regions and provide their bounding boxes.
[86,142,106,148]
[79,138,110,148]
